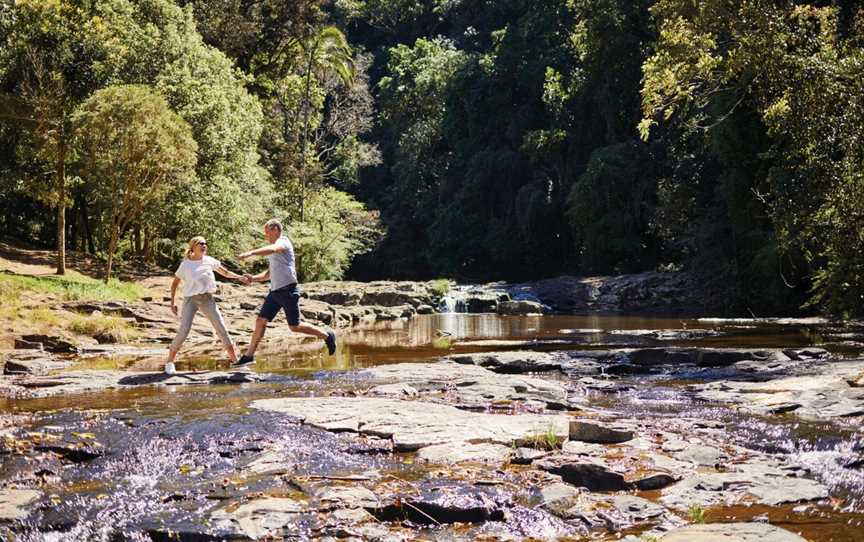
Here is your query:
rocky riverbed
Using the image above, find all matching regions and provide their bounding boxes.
[2,311,864,541]
[1,268,864,542]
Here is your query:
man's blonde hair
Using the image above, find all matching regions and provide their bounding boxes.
[264,218,283,233]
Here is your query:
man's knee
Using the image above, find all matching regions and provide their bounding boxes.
[256,317,269,327]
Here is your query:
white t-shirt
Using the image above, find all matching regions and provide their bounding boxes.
[175,256,220,298]
[268,237,298,291]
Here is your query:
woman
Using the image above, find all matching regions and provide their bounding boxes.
[165,236,247,374]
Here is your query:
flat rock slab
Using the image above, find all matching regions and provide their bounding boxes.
[537,484,674,529]
[251,396,569,452]
[315,486,380,510]
[362,361,571,410]
[16,334,79,353]
[0,489,40,521]
[659,460,827,510]
[450,347,827,378]
[450,351,597,374]
[210,497,305,540]
[3,352,73,375]
[534,456,628,492]
[660,522,808,542]
[694,360,864,420]
[2,369,280,398]
[416,442,512,466]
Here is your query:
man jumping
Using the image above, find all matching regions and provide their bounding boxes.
[234,219,336,367]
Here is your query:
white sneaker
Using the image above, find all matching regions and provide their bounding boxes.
[164,362,177,375]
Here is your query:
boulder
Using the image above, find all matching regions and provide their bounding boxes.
[370,485,506,525]
[534,456,628,492]
[496,300,547,315]
[569,421,634,444]
[16,334,77,354]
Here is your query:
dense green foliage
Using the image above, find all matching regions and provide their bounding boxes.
[1,0,862,315]
[73,84,198,280]
[0,0,380,281]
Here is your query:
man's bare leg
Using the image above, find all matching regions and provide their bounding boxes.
[291,322,337,355]
[288,323,328,339]
[234,317,267,367]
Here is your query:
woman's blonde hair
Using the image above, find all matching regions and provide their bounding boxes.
[185,236,206,258]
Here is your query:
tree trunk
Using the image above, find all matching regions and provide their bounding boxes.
[143,227,152,262]
[68,199,78,252]
[133,226,141,255]
[80,196,95,254]
[105,221,119,283]
[300,46,316,222]
[56,137,66,275]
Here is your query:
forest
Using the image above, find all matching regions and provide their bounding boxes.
[1,0,862,317]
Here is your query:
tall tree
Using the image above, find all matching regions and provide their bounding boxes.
[73,85,197,281]
[641,1,864,315]
[93,0,269,259]
[0,0,105,274]
[296,25,356,219]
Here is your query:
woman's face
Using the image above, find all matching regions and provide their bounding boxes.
[192,239,208,257]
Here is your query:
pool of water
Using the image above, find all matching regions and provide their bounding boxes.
[64,314,863,374]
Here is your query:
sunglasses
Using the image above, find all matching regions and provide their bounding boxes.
[198,242,208,248]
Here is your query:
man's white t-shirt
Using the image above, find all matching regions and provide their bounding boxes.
[175,256,220,297]
[268,237,298,291]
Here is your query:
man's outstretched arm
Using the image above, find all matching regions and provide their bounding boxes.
[237,242,287,260]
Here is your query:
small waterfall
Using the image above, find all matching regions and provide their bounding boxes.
[437,286,470,313]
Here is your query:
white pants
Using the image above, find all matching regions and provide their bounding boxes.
[170,293,232,351]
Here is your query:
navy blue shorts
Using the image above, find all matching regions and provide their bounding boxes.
[259,283,300,325]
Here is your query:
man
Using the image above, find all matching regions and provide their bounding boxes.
[233,219,336,366]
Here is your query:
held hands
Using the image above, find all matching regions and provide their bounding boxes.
[234,252,253,283]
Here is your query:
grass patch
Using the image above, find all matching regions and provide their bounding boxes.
[0,271,143,303]
[431,336,453,349]
[687,504,706,524]
[28,308,61,326]
[0,277,21,306]
[68,313,139,343]
[524,423,564,451]
[430,278,451,297]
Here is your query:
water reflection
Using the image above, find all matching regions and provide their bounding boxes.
[263,313,851,374]
[64,314,860,375]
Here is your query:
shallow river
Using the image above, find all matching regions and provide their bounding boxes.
[2,315,863,541]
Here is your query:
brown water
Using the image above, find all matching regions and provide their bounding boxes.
[66,314,857,374]
[3,314,864,541]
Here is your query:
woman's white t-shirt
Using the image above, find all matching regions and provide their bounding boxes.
[175,256,220,298]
